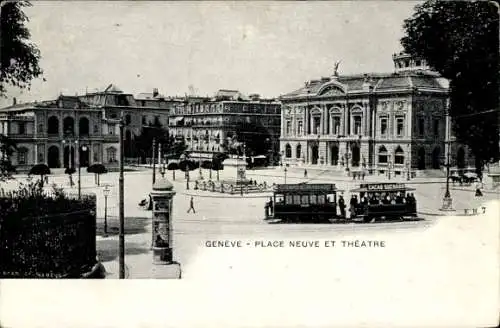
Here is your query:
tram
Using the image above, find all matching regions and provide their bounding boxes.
[265,183,339,223]
[349,183,418,222]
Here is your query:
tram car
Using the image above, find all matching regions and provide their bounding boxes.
[349,183,418,222]
[265,183,339,223]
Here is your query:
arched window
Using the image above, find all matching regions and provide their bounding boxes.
[378,146,388,163]
[79,117,89,136]
[107,147,117,163]
[394,146,405,165]
[63,117,75,135]
[48,116,59,135]
[285,144,292,158]
[296,144,301,159]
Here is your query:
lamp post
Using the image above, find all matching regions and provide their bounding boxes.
[103,114,125,278]
[118,113,125,278]
[241,143,246,196]
[62,138,81,199]
[440,111,454,211]
[103,184,110,237]
[198,141,203,180]
[152,138,156,185]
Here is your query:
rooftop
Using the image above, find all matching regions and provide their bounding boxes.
[281,70,447,99]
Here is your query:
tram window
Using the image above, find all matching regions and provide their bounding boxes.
[286,195,293,204]
[293,195,301,205]
[301,195,309,205]
[317,195,325,204]
[310,195,317,204]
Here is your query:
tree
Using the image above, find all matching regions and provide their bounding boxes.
[401,0,499,176]
[166,161,178,180]
[212,152,227,181]
[64,167,75,187]
[134,122,169,164]
[87,164,107,186]
[29,163,50,187]
[0,134,17,180]
[1,1,43,96]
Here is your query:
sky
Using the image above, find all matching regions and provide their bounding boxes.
[1,1,422,106]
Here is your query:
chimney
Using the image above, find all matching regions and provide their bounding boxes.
[12,97,17,106]
[153,88,159,97]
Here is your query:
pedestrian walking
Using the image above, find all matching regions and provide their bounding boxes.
[187,196,196,213]
[304,169,308,178]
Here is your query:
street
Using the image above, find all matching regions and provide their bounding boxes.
[7,166,497,278]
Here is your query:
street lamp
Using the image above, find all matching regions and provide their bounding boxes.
[104,113,126,278]
[103,184,110,237]
[152,138,156,185]
[62,138,82,199]
[198,141,203,180]
[440,111,454,211]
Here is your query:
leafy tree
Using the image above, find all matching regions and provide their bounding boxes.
[0,0,43,96]
[212,152,227,181]
[166,161,178,180]
[401,0,499,176]
[0,134,17,180]
[87,163,107,186]
[29,163,50,187]
[134,121,169,163]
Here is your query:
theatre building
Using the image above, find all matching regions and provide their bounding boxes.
[279,53,474,176]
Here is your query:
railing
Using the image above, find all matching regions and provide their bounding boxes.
[0,190,97,278]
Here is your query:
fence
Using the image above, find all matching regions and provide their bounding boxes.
[0,189,97,278]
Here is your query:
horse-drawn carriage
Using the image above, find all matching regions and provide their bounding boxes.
[349,183,418,223]
[265,183,339,223]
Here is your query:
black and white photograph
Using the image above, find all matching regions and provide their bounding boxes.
[0,1,498,327]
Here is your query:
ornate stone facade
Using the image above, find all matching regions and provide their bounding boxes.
[279,55,473,175]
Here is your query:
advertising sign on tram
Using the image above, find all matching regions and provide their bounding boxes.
[360,183,406,191]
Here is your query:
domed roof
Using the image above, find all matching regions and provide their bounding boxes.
[153,177,174,191]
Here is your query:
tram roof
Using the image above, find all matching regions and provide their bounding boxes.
[350,183,415,192]
[274,183,337,193]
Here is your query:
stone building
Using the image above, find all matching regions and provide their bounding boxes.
[279,53,473,176]
[0,84,172,171]
[80,85,172,160]
[168,90,281,161]
[0,95,119,172]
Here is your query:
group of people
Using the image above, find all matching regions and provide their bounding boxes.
[335,192,417,219]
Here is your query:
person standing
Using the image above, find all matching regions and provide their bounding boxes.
[338,195,346,219]
[187,196,196,213]
[304,169,308,178]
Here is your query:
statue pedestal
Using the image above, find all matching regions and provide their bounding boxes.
[222,158,249,185]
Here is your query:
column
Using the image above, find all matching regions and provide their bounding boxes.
[59,142,64,168]
[280,109,285,138]
[319,110,324,136]
[33,144,37,165]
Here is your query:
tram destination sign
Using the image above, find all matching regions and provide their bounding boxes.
[276,183,336,192]
[360,183,406,191]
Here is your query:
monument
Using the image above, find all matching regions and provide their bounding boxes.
[221,157,250,185]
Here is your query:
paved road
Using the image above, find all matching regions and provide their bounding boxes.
[6,168,497,278]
